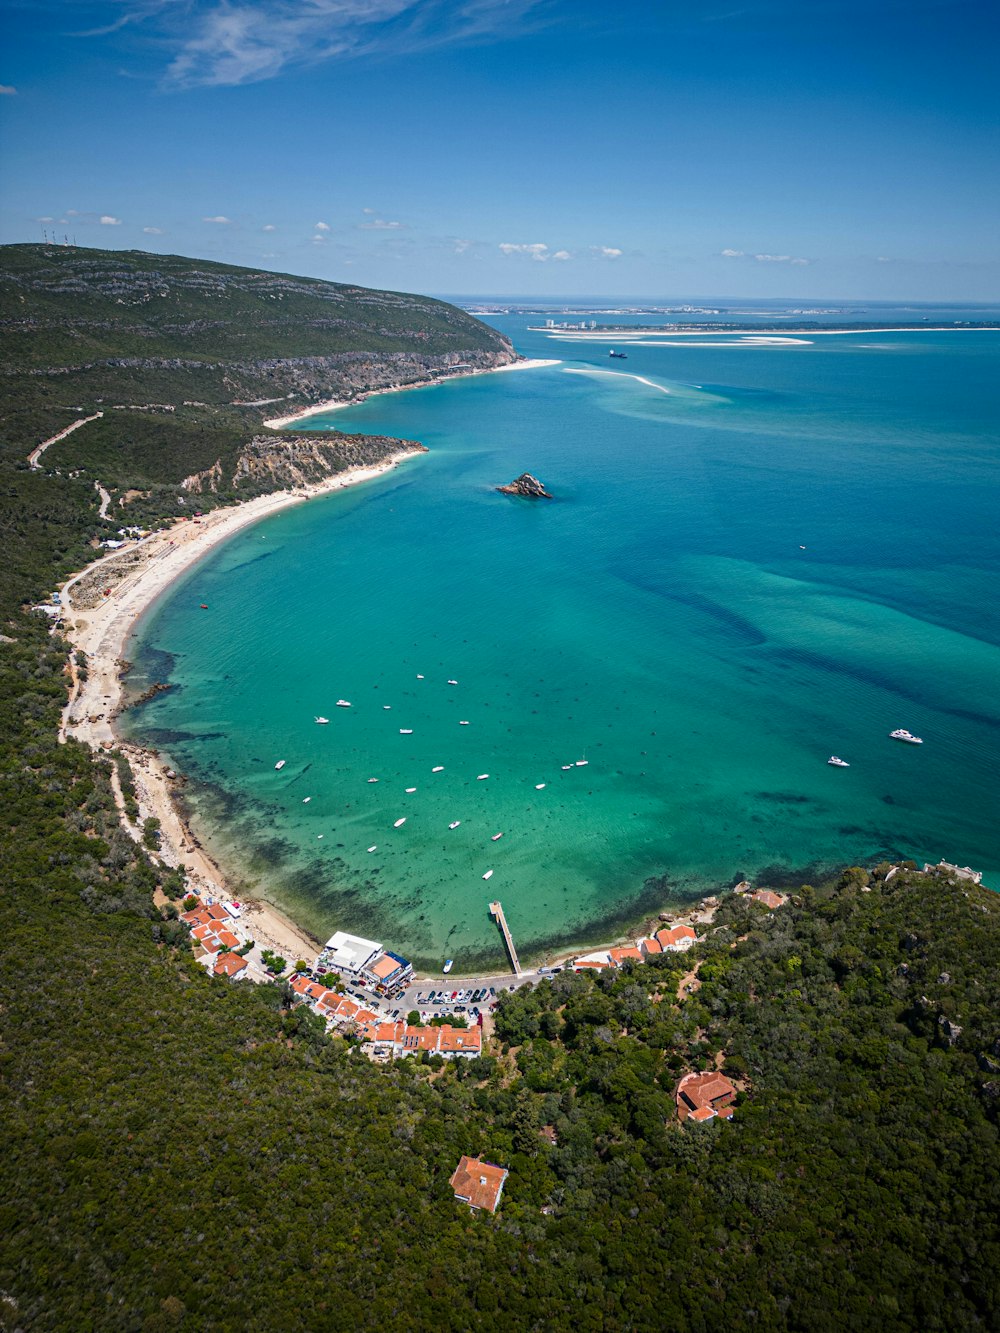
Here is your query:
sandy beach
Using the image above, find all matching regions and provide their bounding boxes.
[60,452,420,962]
[262,358,562,430]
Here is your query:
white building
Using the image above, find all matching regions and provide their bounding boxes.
[322,930,382,977]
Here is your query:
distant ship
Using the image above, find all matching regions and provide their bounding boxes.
[889,729,923,744]
[609,349,627,359]
[827,756,850,767]
[315,716,329,724]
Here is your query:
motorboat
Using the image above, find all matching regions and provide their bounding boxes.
[448,821,461,829]
[274,760,286,770]
[336,699,351,708]
[315,716,329,724]
[447,679,458,685]
[477,773,489,780]
[367,845,377,852]
[394,817,406,828]
[303,796,312,802]
[827,756,850,768]
[367,777,378,783]
[405,787,417,793]
[889,729,923,744]
[482,869,494,880]
[459,720,470,726]
[575,759,589,767]
[400,728,413,735]
[443,960,454,974]
[432,765,444,773]
[491,832,503,841]
[535,783,546,789]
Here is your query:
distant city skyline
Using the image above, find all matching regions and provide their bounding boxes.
[2,0,998,299]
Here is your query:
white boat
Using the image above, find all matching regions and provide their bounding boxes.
[447,679,458,685]
[459,720,469,726]
[443,959,454,974]
[315,716,329,724]
[394,817,406,828]
[336,699,351,708]
[477,773,489,780]
[416,674,424,679]
[367,845,377,852]
[383,705,391,710]
[483,869,494,880]
[561,765,572,770]
[535,783,546,789]
[827,756,850,768]
[492,832,503,841]
[303,796,312,802]
[275,760,286,770]
[449,821,461,829]
[400,728,413,735]
[368,777,378,783]
[890,729,923,744]
[575,759,589,767]
[432,765,444,773]
[405,787,417,793]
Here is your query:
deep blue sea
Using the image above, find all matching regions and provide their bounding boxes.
[125,301,1000,969]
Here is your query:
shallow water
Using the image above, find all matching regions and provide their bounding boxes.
[125,309,1000,968]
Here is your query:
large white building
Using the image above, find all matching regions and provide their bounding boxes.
[322,930,382,977]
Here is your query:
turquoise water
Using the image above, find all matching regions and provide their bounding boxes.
[126,312,1000,968]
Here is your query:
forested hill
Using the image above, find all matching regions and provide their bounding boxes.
[0,245,514,615]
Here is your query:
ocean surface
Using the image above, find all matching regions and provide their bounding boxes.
[124,301,1000,969]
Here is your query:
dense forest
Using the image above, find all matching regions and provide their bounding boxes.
[1,247,998,1331]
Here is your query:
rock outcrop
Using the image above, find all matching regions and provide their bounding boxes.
[497,472,552,499]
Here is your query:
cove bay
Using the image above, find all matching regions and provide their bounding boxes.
[124,307,1000,970]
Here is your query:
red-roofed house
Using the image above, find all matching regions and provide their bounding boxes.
[752,889,785,910]
[214,952,249,980]
[215,928,240,951]
[449,1156,509,1213]
[655,925,697,952]
[676,1070,737,1123]
[573,951,612,971]
[639,937,663,956]
[435,1026,482,1059]
[609,946,644,967]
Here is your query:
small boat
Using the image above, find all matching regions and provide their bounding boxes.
[432,765,444,773]
[274,760,286,770]
[535,783,546,789]
[609,350,627,359]
[447,679,458,685]
[561,765,572,770]
[367,777,378,783]
[394,817,406,828]
[315,716,329,724]
[575,759,589,767]
[477,773,489,780]
[890,729,923,744]
[448,820,461,829]
[400,728,413,735]
[416,674,424,679]
[443,959,454,974]
[459,720,469,726]
[483,869,494,880]
[336,699,351,708]
[200,604,208,609]
[367,845,377,853]
[303,796,312,802]
[827,756,850,768]
[317,834,323,839]
[405,787,417,793]
[491,832,503,841]
[383,705,391,709]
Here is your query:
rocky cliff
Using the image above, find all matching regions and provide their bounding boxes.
[497,472,553,498]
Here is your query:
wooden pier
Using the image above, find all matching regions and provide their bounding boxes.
[489,900,522,977]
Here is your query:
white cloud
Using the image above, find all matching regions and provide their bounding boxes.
[100,215,122,226]
[754,253,809,264]
[262,223,276,231]
[143,226,164,235]
[877,255,892,263]
[551,250,571,261]
[203,215,232,224]
[359,218,404,230]
[161,0,546,89]
[453,238,472,254]
[593,246,622,259]
[311,233,327,242]
[499,242,551,261]
[37,216,54,223]
[721,248,744,257]
[0,85,16,96]
[314,220,330,231]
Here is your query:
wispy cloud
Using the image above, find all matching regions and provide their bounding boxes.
[314,221,330,231]
[143,226,164,234]
[100,215,122,225]
[499,242,552,261]
[155,0,546,89]
[262,223,276,231]
[721,248,744,257]
[203,215,232,224]
[591,246,622,259]
[359,217,404,230]
[754,252,808,264]
[551,250,571,261]
[0,84,16,96]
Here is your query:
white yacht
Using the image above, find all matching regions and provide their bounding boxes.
[482,869,494,880]
[443,959,454,974]
[447,679,458,685]
[405,787,417,793]
[400,728,413,735]
[575,759,589,767]
[477,773,489,780]
[448,820,461,829]
[432,765,444,773]
[367,845,377,853]
[890,729,923,744]
[368,777,378,783]
[394,817,406,828]
[336,699,351,708]
[535,783,546,789]
[303,796,312,802]
[274,760,286,770]
[491,832,503,841]
[315,716,329,724]
[827,756,850,768]
[459,720,470,726]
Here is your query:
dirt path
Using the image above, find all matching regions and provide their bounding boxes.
[28,412,103,468]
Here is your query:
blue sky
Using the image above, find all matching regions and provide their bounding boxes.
[2,0,998,298]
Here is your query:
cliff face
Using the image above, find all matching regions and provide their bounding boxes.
[182,433,427,494]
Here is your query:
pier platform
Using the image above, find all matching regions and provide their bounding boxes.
[489,900,522,977]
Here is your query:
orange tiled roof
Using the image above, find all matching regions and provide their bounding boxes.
[449,1156,508,1213]
[677,1070,737,1122]
[437,1026,482,1053]
[574,958,611,970]
[369,954,400,980]
[207,903,230,921]
[610,946,644,965]
[214,952,248,978]
[639,938,662,954]
[215,928,240,951]
[752,889,784,910]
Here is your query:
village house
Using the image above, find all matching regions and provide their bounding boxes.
[357,1018,482,1062]
[361,949,413,992]
[449,1156,509,1214]
[676,1070,738,1123]
[609,945,644,966]
[319,930,383,979]
[214,952,249,980]
[655,925,697,952]
[751,889,785,910]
